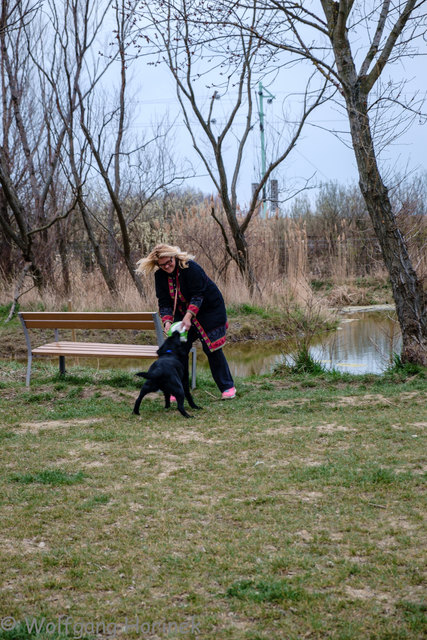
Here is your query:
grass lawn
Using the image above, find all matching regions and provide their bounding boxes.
[0,360,426,639]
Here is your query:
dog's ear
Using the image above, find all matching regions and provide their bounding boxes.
[171,330,182,343]
[157,334,175,356]
[157,341,169,357]
[157,329,182,356]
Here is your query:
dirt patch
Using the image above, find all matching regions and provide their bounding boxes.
[295,529,313,543]
[0,536,49,554]
[399,391,426,401]
[16,418,104,433]
[386,516,418,532]
[81,388,137,401]
[271,398,311,407]
[345,586,392,603]
[264,423,306,435]
[80,460,107,468]
[157,458,186,480]
[327,394,395,407]
[316,422,355,433]
[162,430,225,444]
[329,391,426,407]
[297,457,325,467]
[298,490,324,502]
[377,536,398,550]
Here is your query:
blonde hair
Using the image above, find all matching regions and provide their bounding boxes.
[135,244,195,276]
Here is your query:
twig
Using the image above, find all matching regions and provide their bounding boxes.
[367,502,387,509]
[202,389,220,400]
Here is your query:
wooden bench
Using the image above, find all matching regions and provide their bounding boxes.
[18,311,197,388]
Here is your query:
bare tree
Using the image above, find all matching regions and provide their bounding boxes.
[0,0,190,302]
[61,0,190,299]
[0,0,69,292]
[220,0,427,363]
[130,0,328,293]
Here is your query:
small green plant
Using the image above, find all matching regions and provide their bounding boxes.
[310,279,333,292]
[11,469,85,486]
[226,578,305,603]
[0,302,14,317]
[274,346,325,375]
[292,347,325,374]
[386,353,425,377]
[227,303,270,319]
[397,601,427,633]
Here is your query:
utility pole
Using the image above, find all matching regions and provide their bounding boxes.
[257,81,275,218]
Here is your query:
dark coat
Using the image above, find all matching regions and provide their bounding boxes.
[155,260,228,352]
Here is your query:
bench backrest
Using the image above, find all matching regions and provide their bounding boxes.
[19,312,165,348]
[19,311,159,331]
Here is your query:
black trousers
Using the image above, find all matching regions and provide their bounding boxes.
[184,326,234,393]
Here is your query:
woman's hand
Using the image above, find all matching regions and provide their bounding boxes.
[181,312,192,331]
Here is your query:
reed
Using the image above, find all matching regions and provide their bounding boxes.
[2,197,416,314]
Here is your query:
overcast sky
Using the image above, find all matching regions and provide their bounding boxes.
[120,19,426,211]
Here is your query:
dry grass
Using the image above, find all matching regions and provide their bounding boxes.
[3,199,419,314]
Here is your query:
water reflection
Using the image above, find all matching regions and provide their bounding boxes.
[309,307,401,374]
[43,306,400,378]
[220,306,400,377]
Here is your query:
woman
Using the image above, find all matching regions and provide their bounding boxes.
[136,244,236,399]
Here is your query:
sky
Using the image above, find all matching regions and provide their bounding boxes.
[118,8,427,212]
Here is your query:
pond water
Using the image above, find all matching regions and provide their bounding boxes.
[26,305,400,378]
[221,305,401,377]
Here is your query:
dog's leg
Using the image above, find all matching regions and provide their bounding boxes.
[133,381,157,415]
[163,392,171,409]
[176,391,192,418]
[182,372,201,410]
[186,391,201,410]
[179,352,201,410]
[164,381,192,418]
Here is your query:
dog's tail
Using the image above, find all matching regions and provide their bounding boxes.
[135,371,151,379]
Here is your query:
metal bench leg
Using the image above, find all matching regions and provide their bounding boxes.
[59,356,66,376]
[19,313,33,387]
[26,354,32,387]
[190,345,197,389]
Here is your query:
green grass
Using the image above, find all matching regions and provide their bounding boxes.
[227,303,273,319]
[10,469,86,486]
[0,359,426,639]
[226,578,307,603]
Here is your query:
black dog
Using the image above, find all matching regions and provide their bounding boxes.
[133,330,201,418]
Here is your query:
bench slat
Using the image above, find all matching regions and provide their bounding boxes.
[32,342,159,358]
[24,320,156,330]
[20,312,155,320]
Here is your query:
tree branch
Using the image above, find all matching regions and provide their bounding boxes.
[362,0,420,93]
[359,0,390,77]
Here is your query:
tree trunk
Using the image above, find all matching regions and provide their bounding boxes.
[211,201,258,295]
[77,196,119,299]
[235,242,258,296]
[346,90,427,364]
[57,221,71,297]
